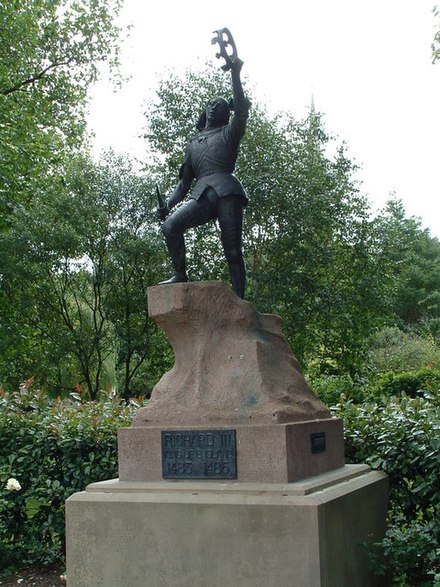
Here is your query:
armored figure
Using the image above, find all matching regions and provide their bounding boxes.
[157,29,250,299]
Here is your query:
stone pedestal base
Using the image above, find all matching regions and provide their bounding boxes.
[118,418,344,483]
[66,465,388,587]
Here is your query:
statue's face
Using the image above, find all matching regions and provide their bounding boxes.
[205,98,229,128]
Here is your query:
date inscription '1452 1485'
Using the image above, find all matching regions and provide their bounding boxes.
[161,429,237,479]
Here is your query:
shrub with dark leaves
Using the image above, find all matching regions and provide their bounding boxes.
[333,392,440,586]
[0,386,142,571]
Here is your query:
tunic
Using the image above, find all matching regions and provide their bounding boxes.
[183,104,249,205]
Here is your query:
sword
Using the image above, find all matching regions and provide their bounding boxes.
[155,183,169,221]
[156,183,166,209]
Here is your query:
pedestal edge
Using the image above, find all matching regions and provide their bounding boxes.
[83,464,371,497]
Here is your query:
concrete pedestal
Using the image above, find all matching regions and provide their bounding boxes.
[66,465,388,587]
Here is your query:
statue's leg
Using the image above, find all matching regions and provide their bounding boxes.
[217,196,246,299]
[160,197,214,284]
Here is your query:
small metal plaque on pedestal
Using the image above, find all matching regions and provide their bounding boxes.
[161,429,237,479]
[311,431,326,454]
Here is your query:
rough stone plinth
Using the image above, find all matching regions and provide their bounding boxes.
[134,281,330,426]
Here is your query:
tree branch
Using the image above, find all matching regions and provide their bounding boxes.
[1,58,73,96]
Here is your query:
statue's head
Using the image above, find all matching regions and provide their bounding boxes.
[196,97,231,130]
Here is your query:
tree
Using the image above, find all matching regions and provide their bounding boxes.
[0,0,131,395]
[94,153,172,400]
[0,153,170,399]
[243,111,394,372]
[143,65,392,373]
[0,0,122,229]
[433,5,440,62]
[374,198,440,330]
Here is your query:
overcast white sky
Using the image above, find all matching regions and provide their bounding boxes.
[87,0,440,237]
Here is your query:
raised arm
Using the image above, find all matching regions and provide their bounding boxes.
[212,28,250,127]
[230,58,249,120]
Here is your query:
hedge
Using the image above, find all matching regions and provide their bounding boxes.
[333,393,440,586]
[0,386,141,571]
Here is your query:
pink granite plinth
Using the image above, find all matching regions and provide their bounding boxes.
[118,418,344,483]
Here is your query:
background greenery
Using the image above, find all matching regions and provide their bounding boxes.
[333,392,440,587]
[1,1,440,585]
[0,386,143,570]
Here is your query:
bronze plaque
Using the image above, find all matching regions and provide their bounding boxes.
[311,431,326,454]
[161,429,237,479]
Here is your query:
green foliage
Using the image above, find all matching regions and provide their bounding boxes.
[0,0,140,397]
[334,393,440,585]
[374,200,440,327]
[308,373,370,406]
[368,326,440,373]
[433,5,440,63]
[368,517,439,587]
[371,368,440,399]
[0,385,142,571]
[309,364,440,409]
[0,0,122,228]
[0,152,171,398]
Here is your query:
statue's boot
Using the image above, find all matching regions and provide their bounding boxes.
[228,259,246,299]
[160,233,188,285]
[159,273,188,285]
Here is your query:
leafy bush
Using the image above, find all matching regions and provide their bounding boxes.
[368,326,440,373]
[0,386,142,571]
[309,366,440,407]
[334,393,440,586]
[368,516,439,587]
[309,373,370,406]
[370,368,440,399]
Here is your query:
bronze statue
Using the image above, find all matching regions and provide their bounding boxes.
[157,28,250,299]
